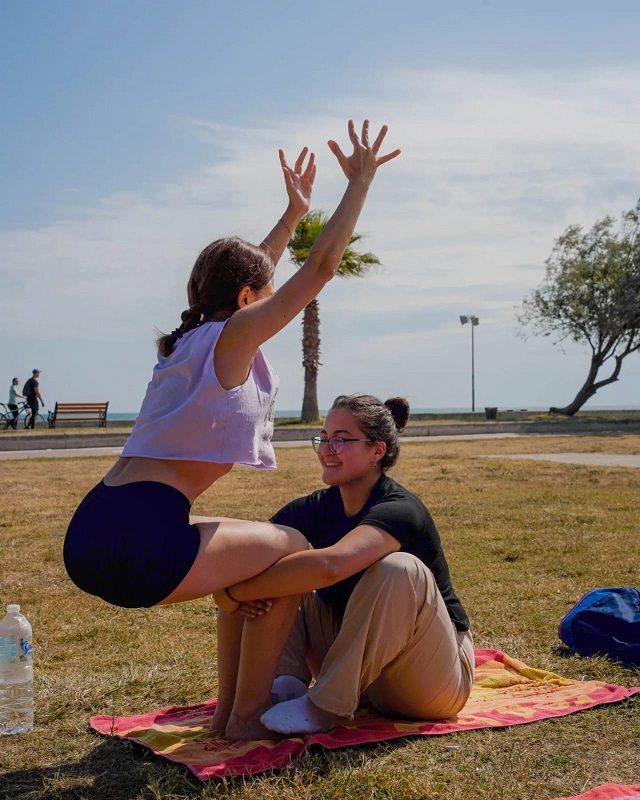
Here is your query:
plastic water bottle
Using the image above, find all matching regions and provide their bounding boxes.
[0,604,34,734]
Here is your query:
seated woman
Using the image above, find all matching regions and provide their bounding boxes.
[214,394,474,735]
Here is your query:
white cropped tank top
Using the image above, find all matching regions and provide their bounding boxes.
[121,321,279,468]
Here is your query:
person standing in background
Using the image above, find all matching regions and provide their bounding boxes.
[7,377,23,429]
[23,369,44,429]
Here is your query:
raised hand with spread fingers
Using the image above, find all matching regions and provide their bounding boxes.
[328,119,401,185]
[260,146,316,264]
[280,146,316,218]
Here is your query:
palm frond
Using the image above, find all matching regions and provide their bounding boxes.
[287,210,381,278]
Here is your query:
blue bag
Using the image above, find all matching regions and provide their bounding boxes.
[559,587,640,666]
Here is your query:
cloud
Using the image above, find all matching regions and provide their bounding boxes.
[2,64,640,411]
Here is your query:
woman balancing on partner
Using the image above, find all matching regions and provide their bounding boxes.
[214,394,474,736]
[63,120,400,741]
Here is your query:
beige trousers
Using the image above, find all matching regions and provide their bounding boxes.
[277,552,474,719]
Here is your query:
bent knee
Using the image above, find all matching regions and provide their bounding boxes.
[275,524,309,555]
[364,552,436,590]
[368,551,424,578]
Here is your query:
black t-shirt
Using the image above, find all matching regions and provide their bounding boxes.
[270,475,470,631]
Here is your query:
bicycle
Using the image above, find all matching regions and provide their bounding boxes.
[0,401,46,430]
[0,403,17,430]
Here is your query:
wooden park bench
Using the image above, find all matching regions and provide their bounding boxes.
[47,402,109,429]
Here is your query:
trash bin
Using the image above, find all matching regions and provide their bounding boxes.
[485,407,497,420]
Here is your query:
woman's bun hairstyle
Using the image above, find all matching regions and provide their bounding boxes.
[384,397,410,432]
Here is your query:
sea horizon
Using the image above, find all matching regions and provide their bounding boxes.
[106,404,640,421]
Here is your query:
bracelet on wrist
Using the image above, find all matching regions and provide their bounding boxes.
[224,586,240,604]
[279,217,293,237]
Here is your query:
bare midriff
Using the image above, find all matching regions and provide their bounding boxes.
[103,456,234,505]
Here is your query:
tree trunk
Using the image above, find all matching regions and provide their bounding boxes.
[300,299,321,423]
[549,352,622,416]
[301,365,319,423]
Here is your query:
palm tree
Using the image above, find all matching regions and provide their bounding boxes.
[287,210,381,423]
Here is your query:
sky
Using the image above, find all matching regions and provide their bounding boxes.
[2,0,640,415]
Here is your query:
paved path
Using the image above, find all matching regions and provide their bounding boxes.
[2,435,640,468]
[0,446,127,461]
[484,453,640,468]
[0,433,524,461]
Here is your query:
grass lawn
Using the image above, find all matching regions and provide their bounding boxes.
[1,434,639,800]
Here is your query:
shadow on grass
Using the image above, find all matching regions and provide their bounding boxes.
[0,736,202,800]
[0,732,454,799]
[551,643,578,659]
[552,643,640,667]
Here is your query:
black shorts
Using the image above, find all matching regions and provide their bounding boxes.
[63,481,201,608]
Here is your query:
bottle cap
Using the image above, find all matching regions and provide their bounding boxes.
[7,604,20,614]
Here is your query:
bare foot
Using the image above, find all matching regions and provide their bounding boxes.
[225,711,285,742]
[209,706,232,732]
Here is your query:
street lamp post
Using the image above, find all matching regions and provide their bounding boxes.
[459,314,480,412]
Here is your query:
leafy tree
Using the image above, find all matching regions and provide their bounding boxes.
[518,199,640,415]
[287,210,381,423]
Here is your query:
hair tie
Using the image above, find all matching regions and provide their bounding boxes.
[224,586,240,604]
[171,328,184,342]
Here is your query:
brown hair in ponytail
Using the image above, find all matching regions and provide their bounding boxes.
[156,236,274,356]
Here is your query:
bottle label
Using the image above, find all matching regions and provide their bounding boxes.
[20,637,33,662]
[0,636,17,664]
[0,636,32,664]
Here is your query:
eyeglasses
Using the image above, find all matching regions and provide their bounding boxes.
[311,435,373,455]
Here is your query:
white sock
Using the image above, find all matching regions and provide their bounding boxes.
[270,675,308,705]
[261,693,339,735]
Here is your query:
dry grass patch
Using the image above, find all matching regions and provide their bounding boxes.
[0,436,638,799]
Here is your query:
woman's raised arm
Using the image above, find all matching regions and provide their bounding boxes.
[222,120,400,357]
[258,148,316,266]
